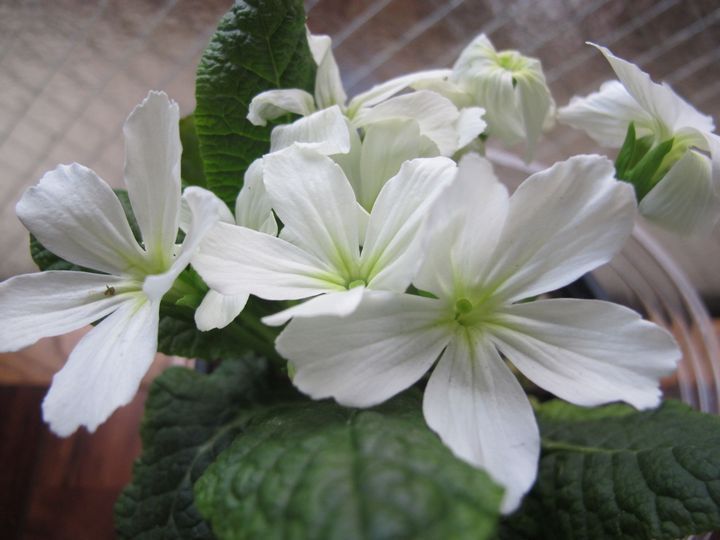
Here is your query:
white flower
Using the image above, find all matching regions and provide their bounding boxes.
[247,31,485,161]
[272,153,680,513]
[184,159,278,331]
[193,145,456,325]
[0,91,223,436]
[413,34,554,159]
[558,44,720,234]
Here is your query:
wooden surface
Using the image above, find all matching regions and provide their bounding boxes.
[0,331,190,539]
[0,386,145,540]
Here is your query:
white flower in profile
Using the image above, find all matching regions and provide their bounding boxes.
[193,145,456,326]
[558,44,720,234]
[185,159,277,331]
[413,34,555,159]
[0,91,223,436]
[274,153,680,513]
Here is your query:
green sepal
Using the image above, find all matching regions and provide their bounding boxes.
[500,399,720,540]
[614,122,637,179]
[614,122,676,200]
[628,137,674,199]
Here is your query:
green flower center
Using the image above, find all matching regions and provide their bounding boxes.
[495,51,527,73]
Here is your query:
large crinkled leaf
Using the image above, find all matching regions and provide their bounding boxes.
[194,391,503,540]
[114,358,271,540]
[156,302,280,361]
[194,0,316,206]
[180,115,207,188]
[500,399,720,540]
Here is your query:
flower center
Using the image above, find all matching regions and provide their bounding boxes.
[347,279,366,289]
[495,51,527,73]
[454,297,474,326]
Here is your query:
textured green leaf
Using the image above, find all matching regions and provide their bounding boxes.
[115,358,271,540]
[194,391,503,540]
[156,302,280,362]
[194,0,316,206]
[180,115,207,188]
[500,400,720,540]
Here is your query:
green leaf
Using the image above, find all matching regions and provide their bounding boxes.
[180,115,208,188]
[500,400,720,540]
[194,0,316,207]
[194,391,503,540]
[156,301,280,362]
[115,357,271,540]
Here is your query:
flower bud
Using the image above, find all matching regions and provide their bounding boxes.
[451,34,554,159]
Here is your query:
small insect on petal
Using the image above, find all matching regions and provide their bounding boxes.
[104,285,116,297]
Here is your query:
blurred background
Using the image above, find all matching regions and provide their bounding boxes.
[0,0,719,538]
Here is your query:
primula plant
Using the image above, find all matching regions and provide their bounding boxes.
[2,1,720,539]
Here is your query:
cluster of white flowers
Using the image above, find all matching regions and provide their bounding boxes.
[4,31,718,512]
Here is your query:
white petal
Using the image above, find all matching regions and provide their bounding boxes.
[591,44,715,135]
[179,189,233,233]
[235,159,277,235]
[143,186,226,301]
[557,80,655,147]
[492,298,680,409]
[307,32,347,109]
[16,164,146,275]
[247,89,316,126]
[355,118,439,210]
[700,130,720,197]
[412,77,474,108]
[262,286,365,327]
[348,69,452,113]
[423,331,540,514]
[456,106,487,149]
[262,145,361,273]
[515,62,553,159]
[451,33,497,75]
[356,203,370,243]
[353,90,460,156]
[640,150,720,235]
[195,289,249,331]
[361,157,456,292]
[123,91,181,265]
[42,296,159,436]
[465,66,525,146]
[414,154,509,299]
[278,291,451,407]
[486,155,636,303]
[270,106,351,155]
[193,222,341,299]
[0,271,137,352]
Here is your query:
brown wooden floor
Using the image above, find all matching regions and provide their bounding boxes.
[0,386,145,540]
[0,331,185,539]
